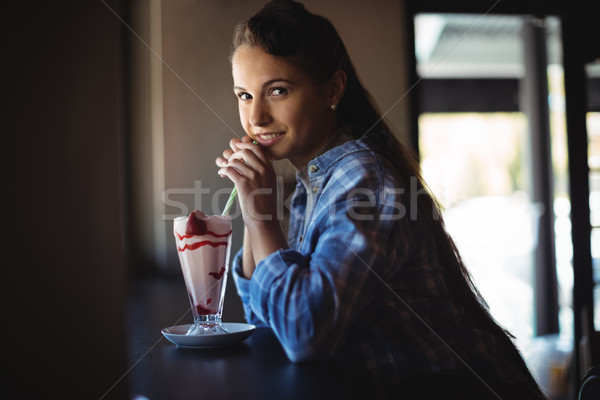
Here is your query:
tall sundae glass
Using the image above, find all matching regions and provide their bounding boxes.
[173,210,232,335]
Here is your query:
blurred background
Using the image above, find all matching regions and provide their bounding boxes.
[2,0,598,399]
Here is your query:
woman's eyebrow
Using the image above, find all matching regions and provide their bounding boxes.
[233,78,295,91]
[262,78,294,87]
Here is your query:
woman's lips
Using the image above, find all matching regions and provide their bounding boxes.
[255,132,284,146]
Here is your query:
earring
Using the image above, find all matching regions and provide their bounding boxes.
[329,104,337,111]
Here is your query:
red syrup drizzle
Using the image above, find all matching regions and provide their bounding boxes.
[176,230,232,241]
[177,240,228,252]
[208,266,225,280]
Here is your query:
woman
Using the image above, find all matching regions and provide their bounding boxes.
[216,1,546,399]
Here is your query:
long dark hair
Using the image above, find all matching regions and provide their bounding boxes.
[232,0,544,394]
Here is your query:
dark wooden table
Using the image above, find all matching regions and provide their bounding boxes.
[127,275,354,400]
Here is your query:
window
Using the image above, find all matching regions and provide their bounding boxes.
[587,108,600,331]
[413,14,569,349]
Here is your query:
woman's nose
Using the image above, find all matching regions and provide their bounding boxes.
[249,100,271,127]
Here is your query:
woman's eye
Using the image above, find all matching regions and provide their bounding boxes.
[237,92,251,100]
[269,87,287,96]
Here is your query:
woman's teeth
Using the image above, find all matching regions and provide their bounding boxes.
[261,133,280,140]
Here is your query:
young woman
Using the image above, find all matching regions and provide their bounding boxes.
[216,1,547,399]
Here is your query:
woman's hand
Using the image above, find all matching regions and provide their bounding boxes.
[216,136,278,224]
[216,135,288,276]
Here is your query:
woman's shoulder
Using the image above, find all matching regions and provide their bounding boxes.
[322,140,380,176]
[317,140,402,203]
[333,131,400,177]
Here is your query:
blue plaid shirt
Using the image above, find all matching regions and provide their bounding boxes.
[232,129,531,397]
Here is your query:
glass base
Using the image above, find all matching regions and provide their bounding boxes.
[185,314,228,335]
[186,322,230,336]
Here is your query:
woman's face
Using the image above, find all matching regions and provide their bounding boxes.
[231,45,337,169]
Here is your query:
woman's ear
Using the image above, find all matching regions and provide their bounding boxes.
[329,70,347,106]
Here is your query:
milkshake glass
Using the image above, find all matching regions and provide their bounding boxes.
[173,211,232,335]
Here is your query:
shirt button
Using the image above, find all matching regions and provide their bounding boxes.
[312,186,319,194]
[309,164,318,173]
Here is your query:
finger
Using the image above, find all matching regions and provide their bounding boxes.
[218,163,244,181]
[218,163,254,191]
[234,142,269,164]
[222,148,234,160]
[216,148,233,167]
[215,156,228,167]
[224,156,251,175]
[229,138,242,152]
[228,148,260,168]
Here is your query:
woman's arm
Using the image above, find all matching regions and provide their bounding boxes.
[249,210,390,361]
[245,219,287,275]
[247,158,405,362]
[242,226,255,279]
[242,222,289,279]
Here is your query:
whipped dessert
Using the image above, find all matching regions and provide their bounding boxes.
[174,210,232,324]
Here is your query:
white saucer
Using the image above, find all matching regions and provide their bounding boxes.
[161,322,256,348]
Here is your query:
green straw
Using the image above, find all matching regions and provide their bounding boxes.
[222,186,238,216]
[222,140,257,216]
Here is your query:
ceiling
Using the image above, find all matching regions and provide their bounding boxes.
[414,13,599,79]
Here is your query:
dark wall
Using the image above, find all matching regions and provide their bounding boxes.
[1,1,128,398]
